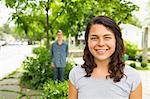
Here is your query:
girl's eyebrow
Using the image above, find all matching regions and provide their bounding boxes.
[89,35,97,37]
[104,34,113,36]
[89,34,113,36]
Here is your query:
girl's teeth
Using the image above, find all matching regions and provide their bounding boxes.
[97,49,106,53]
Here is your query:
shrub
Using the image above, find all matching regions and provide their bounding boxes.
[148,47,150,51]
[43,80,68,99]
[124,41,138,61]
[64,61,74,80]
[137,55,143,62]
[20,47,53,89]
[141,62,148,68]
[129,62,136,68]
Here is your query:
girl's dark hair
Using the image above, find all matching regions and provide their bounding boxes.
[81,16,125,82]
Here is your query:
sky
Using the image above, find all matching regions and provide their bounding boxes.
[131,0,149,23]
[0,1,14,26]
[0,0,149,26]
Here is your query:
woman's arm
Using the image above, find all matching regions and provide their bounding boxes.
[68,80,78,99]
[129,82,142,99]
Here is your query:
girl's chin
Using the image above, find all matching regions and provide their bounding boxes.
[95,57,109,61]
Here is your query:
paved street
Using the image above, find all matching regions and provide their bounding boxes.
[0,45,38,79]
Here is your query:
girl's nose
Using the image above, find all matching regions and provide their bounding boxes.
[97,38,105,46]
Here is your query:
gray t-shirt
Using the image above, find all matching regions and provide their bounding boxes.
[69,65,141,99]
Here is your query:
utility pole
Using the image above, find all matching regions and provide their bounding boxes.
[142,26,149,62]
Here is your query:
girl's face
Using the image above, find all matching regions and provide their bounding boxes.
[88,24,116,63]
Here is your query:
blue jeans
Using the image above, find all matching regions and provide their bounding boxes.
[54,67,64,82]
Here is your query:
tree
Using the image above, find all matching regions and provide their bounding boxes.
[3,0,139,46]
[2,23,11,34]
[4,0,47,45]
[57,0,139,45]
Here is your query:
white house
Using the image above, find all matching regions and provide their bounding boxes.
[120,24,143,49]
[120,24,150,51]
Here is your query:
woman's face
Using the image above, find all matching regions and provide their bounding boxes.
[88,24,116,62]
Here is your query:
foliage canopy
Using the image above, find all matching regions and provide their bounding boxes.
[3,0,139,46]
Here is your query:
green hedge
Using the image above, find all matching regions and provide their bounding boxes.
[124,41,138,60]
[20,47,53,89]
[129,62,136,68]
[141,62,148,68]
[64,61,74,80]
[43,80,68,99]
[20,47,75,90]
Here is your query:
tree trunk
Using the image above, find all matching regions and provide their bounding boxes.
[45,0,50,48]
[25,29,32,45]
[75,35,79,46]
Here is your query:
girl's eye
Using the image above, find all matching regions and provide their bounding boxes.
[105,37,111,40]
[90,37,97,40]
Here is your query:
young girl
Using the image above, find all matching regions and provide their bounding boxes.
[68,16,142,99]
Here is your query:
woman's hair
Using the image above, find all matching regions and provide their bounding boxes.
[81,16,125,82]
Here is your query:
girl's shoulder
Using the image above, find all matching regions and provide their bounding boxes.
[124,65,140,76]
[69,65,86,88]
[69,65,86,79]
[70,65,85,72]
[123,65,141,92]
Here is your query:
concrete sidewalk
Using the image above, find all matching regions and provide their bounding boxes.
[0,69,42,99]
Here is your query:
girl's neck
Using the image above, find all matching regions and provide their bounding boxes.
[92,60,110,79]
[94,59,109,70]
